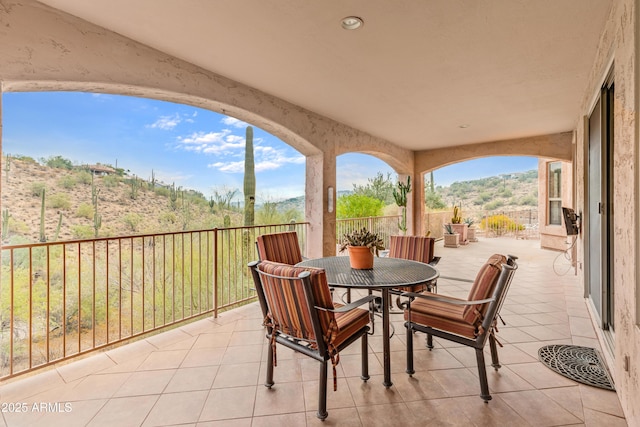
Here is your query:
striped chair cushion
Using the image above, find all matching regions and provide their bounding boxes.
[256,232,303,265]
[388,235,435,264]
[462,254,506,325]
[403,294,478,338]
[258,260,334,345]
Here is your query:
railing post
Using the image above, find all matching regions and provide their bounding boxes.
[213,227,218,318]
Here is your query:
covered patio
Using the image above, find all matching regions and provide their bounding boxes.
[0,238,626,426]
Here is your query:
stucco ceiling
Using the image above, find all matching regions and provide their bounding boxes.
[37,0,613,152]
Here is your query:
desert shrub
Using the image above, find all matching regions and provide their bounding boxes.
[75,170,93,185]
[484,200,504,210]
[159,212,177,225]
[30,182,46,197]
[519,195,537,206]
[102,174,120,188]
[76,202,94,219]
[123,213,142,231]
[58,175,77,189]
[154,186,170,197]
[48,193,71,210]
[479,214,525,236]
[71,225,94,239]
[42,155,73,170]
[14,155,37,164]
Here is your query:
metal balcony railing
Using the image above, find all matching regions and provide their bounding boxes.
[0,222,308,380]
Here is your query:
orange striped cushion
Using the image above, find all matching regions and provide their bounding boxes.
[256,232,303,265]
[258,260,334,345]
[334,305,371,348]
[461,254,506,325]
[388,235,435,264]
[403,294,478,338]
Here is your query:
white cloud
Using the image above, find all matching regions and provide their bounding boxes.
[177,130,247,155]
[207,145,304,174]
[149,114,181,130]
[221,117,249,128]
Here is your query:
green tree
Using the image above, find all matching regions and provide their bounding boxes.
[42,155,74,170]
[352,172,394,204]
[336,194,384,219]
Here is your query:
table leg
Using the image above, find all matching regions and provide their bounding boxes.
[382,288,392,388]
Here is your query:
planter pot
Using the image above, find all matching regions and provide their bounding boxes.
[348,246,374,269]
[443,233,460,248]
[450,223,468,245]
[467,226,478,242]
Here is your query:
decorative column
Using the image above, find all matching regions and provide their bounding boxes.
[305,151,336,258]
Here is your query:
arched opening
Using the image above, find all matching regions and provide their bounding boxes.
[1,91,308,243]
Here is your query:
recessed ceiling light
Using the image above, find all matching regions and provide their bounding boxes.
[341,16,363,30]
[459,124,470,128]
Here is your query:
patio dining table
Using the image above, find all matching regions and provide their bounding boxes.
[297,256,439,387]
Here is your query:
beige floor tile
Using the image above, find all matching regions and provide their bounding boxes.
[87,395,158,427]
[254,381,305,416]
[212,362,260,388]
[56,353,117,383]
[346,375,403,406]
[499,389,582,426]
[181,347,226,368]
[579,384,625,418]
[428,367,481,398]
[542,386,585,421]
[113,369,175,397]
[251,412,307,427]
[196,418,252,427]
[405,399,473,426]
[508,362,578,389]
[305,407,363,426]
[258,357,302,384]
[228,330,265,346]
[583,407,628,427]
[192,332,233,349]
[393,370,449,401]
[0,369,66,401]
[4,399,106,427]
[165,365,218,393]
[137,349,188,371]
[303,377,356,411]
[64,372,132,401]
[143,390,209,426]
[199,386,257,421]
[453,395,530,426]
[221,344,264,364]
[356,402,417,427]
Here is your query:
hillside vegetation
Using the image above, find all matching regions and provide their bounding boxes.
[1,156,245,245]
[1,155,538,245]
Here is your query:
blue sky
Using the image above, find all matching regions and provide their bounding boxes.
[2,92,538,201]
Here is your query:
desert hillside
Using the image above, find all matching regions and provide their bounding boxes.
[1,157,241,245]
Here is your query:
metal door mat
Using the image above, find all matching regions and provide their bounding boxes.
[538,344,614,391]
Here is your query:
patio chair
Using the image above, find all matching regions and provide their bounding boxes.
[248,260,375,421]
[255,231,304,265]
[403,253,518,402]
[388,235,440,294]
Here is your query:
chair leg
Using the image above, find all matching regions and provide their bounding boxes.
[361,332,370,381]
[317,360,328,420]
[426,333,434,350]
[265,342,274,388]
[475,348,492,402]
[489,334,501,370]
[406,323,415,376]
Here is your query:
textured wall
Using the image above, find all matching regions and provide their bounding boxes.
[573,0,638,423]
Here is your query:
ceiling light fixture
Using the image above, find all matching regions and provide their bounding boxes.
[341,16,363,30]
[459,124,470,128]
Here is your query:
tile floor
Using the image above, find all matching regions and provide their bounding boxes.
[0,238,628,426]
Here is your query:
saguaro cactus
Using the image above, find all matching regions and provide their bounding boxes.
[92,174,102,237]
[39,188,46,242]
[243,126,255,226]
[393,176,411,234]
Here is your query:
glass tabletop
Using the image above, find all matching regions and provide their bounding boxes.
[297,256,438,289]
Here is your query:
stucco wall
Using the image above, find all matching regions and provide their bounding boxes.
[573,0,638,423]
[538,159,573,251]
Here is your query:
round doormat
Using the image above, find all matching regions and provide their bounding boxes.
[538,344,614,390]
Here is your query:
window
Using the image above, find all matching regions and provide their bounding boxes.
[548,162,562,225]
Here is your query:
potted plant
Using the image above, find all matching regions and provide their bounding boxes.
[449,205,468,245]
[443,224,460,248]
[464,217,478,242]
[392,176,411,235]
[339,227,385,269]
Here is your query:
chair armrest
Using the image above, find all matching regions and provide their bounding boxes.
[316,294,377,313]
[400,291,494,306]
[428,256,441,266]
